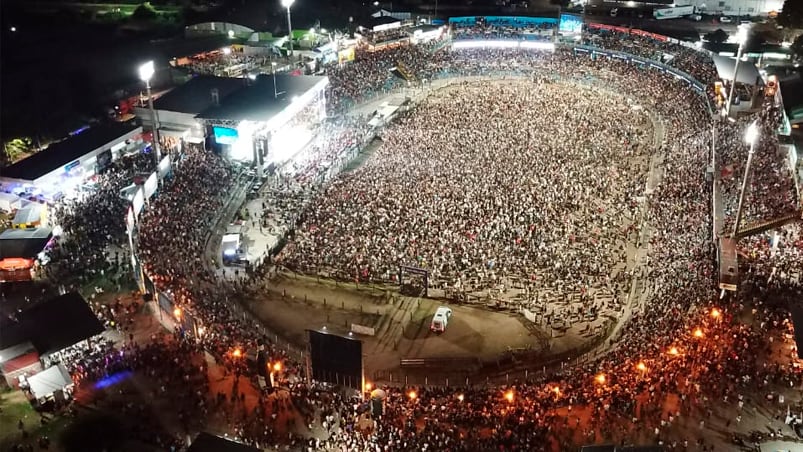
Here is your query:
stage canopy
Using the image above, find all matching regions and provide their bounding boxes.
[27,363,73,399]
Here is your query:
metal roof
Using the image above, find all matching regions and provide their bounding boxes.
[1,122,140,181]
[196,74,326,123]
[153,75,248,114]
[711,54,763,86]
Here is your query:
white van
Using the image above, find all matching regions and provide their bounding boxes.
[430,307,453,333]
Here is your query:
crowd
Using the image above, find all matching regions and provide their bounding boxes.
[178,50,277,78]
[281,79,649,297]
[44,151,155,288]
[718,101,799,233]
[20,30,802,452]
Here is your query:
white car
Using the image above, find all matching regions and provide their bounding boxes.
[719,16,733,23]
[430,307,453,333]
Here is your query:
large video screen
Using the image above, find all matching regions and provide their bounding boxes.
[213,126,239,145]
[307,330,362,389]
[559,13,583,34]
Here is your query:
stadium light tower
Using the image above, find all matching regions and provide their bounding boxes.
[138,61,162,169]
[732,120,760,237]
[725,24,750,118]
[281,0,295,56]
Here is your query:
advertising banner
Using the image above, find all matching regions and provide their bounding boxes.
[144,172,158,199]
[132,187,145,219]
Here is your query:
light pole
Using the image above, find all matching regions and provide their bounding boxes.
[732,120,760,237]
[271,62,278,98]
[725,24,750,118]
[281,0,295,57]
[139,61,162,169]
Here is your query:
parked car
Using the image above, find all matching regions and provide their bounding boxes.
[719,16,733,23]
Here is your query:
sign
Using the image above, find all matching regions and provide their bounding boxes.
[64,160,81,173]
[132,187,145,219]
[351,324,376,336]
[143,172,158,199]
[338,47,355,63]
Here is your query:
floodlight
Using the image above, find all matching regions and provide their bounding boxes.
[744,121,759,145]
[228,30,235,38]
[281,0,294,7]
[138,61,155,82]
[310,27,315,34]
[222,47,232,55]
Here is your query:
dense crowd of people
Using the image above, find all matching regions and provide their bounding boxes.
[13,27,801,452]
[281,79,649,298]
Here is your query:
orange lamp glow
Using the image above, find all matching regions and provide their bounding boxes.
[273,362,282,372]
[457,394,464,402]
[408,390,417,400]
[668,346,679,356]
[504,390,514,402]
[710,308,721,319]
[595,373,606,384]
[232,348,242,358]
[693,328,704,338]
[637,362,647,372]
[364,382,372,391]
[173,307,182,318]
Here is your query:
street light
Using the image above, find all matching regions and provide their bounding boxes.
[281,0,295,56]
[732,120,760,237]
[271,62,278,98]
[725,24,750,117]
[138,61,162,169]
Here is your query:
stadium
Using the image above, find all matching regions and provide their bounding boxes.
[10,14,801,452]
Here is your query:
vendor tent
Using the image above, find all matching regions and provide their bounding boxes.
[27,363,73,400]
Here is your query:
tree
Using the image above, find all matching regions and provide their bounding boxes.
[705,29,729,44]
[778,0,803,29]
[132,2,158,20]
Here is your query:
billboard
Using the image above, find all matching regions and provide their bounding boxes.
[338,47,355,63]
[307,329,362,389]
[559,14,583,34]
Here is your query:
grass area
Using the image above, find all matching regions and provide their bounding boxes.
[0,390,74,451]
[0,391,38,445]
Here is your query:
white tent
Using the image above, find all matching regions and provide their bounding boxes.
[27,363,73,400]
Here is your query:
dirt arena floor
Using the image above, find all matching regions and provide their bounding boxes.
[243,273,598,377]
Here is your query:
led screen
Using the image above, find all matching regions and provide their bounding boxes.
[559,14,583,34]
[213,126,239,145]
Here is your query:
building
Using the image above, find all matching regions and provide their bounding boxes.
[187,432,261,452]
[135,73,328,171]
[0,122,144,202]
[135,75,246,142]
[0,227,53,282]
[0,292,104,387]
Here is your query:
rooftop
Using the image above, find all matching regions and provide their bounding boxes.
[188,432,261,452]
[0,292,104,356]
[153,75,248,115]
[1,122,140,182]
[0,227,53,259]
[197,74,326,123]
